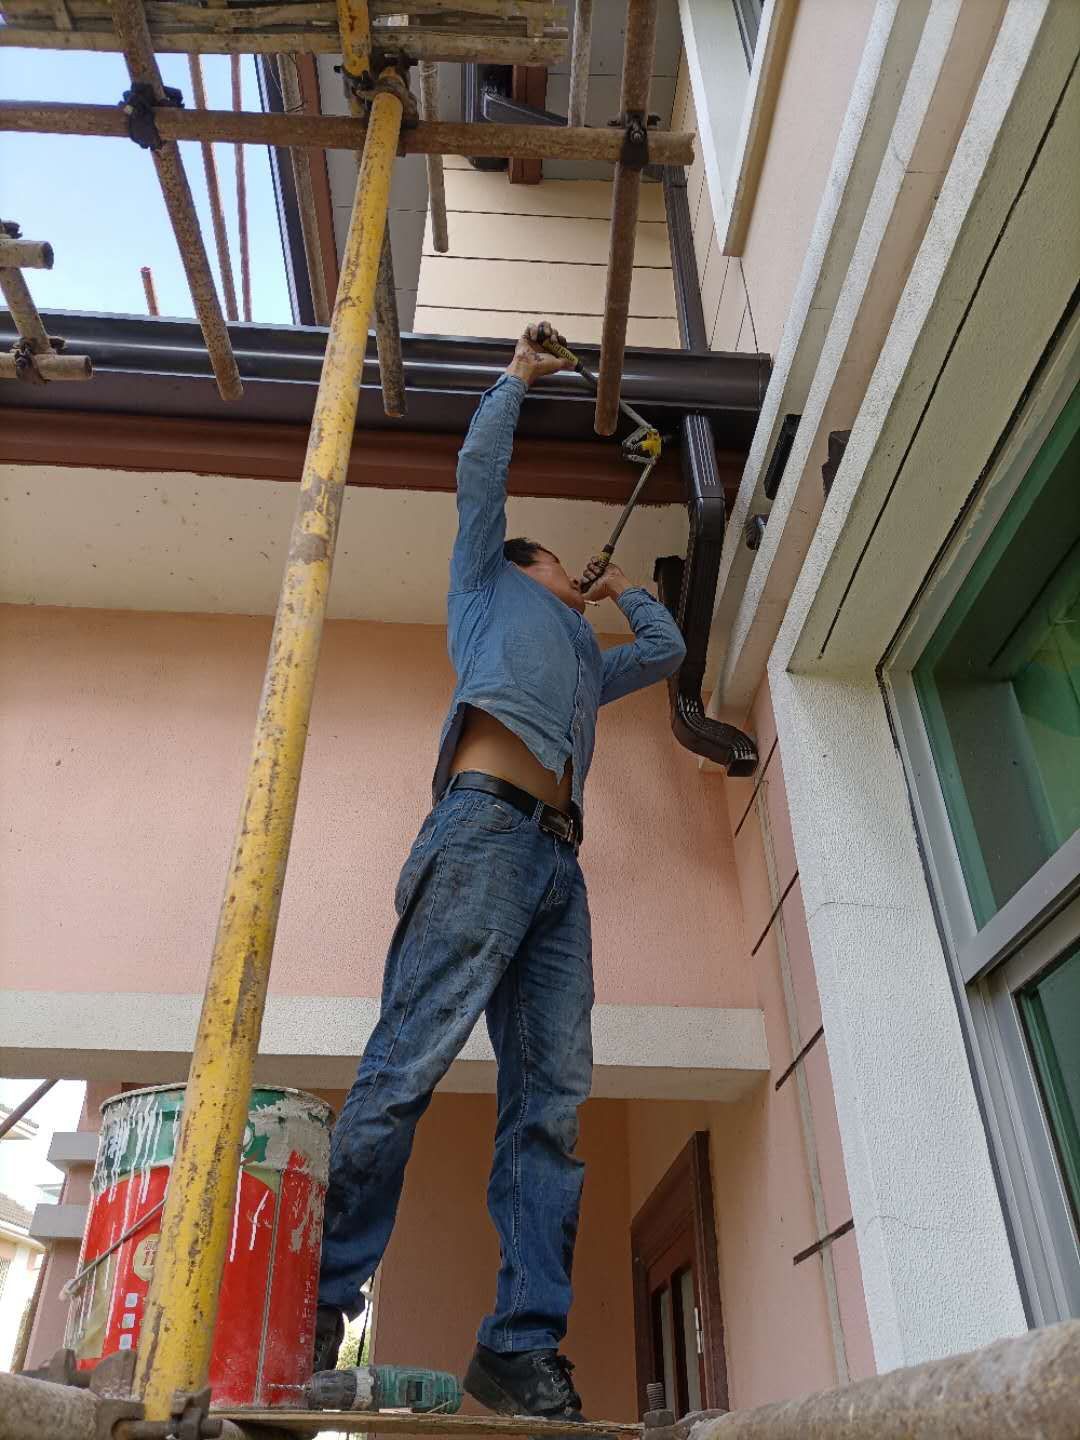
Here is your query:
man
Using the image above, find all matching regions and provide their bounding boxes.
[315,325,686,1419]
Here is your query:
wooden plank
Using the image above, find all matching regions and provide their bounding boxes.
[441,168,668,222]
[421,209,671,266]
[219,1411,642,1437]
[413,305,680,347]
[416,255,675,317]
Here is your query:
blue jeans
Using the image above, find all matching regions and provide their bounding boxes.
[319,787,594,1352]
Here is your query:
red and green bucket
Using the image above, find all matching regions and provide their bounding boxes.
[67,1083,333,1408]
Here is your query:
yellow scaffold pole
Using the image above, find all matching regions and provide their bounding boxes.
[133,49,403,1433]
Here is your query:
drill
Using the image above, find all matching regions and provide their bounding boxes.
[304,1364,464,1413]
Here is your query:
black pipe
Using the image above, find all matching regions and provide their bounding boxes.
[0,310,768,451]
[661,170,760,775]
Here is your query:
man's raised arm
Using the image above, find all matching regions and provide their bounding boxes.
[449,326,571,594]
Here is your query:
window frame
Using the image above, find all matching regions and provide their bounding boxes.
[678,0,797,257]
[885,312,1080,1324]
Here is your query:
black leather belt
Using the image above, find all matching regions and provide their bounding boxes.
[445,771,583,852]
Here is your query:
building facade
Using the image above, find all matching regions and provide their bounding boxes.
[1,0,1077,1414]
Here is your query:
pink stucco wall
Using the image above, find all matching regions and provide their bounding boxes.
[740,0,875,355]
[0,604,749,1010]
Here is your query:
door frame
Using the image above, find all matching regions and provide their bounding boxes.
[630,1131,728,1414]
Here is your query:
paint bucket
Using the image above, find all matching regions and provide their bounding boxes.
[67,1083,333,1408]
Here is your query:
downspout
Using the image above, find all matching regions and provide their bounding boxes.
[657,168,759,776]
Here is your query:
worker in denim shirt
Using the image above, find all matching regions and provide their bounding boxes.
[315,326,686,1420]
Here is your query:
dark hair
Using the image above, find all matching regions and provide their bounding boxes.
[503,537,552,568]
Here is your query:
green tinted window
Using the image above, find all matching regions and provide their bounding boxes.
[1020,944,1080,1231]
[914,383,1080,926]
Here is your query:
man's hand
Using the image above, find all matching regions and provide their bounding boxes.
[505,323,574,388]
[579,559,630,603]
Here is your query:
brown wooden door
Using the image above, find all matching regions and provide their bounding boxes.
[630,1132,727,1416]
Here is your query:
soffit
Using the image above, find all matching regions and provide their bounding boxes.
[0,463,688,625]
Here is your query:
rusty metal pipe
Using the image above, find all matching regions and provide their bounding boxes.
[188,52,239,322]
[111,0,241,401]
[419,61,449,253]
[130,61,402,1423]
[594,0,658,435]
[0,351,92,381]
[567,0,593,126]
[0,266,51,350]
[140,264,159,315]
[277,54,329,325]
[374,229,406,416]
[0,1371,97,1440]
[0,100,696,167]
[0,235,53,269]
[679,1320,1080,1439]
[0,1078,56,1137]
[232,53,253,322]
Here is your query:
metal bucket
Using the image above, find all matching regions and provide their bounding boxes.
[67,1083,332,1408]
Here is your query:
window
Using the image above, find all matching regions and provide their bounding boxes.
[631,1133,727,1414]
[731,0,764,67]
[889,347,1080,1325]
[0,1256,10,1301]
[914,383,1080,928]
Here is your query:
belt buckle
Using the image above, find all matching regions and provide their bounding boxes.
[542,808,573,845]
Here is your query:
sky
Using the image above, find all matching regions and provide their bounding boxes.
[0,48,291,322]
[0,1080,87,1211]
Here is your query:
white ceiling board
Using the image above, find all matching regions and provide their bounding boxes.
[0,465,688,626]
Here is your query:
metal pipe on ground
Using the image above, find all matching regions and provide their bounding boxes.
[187,52,240,322]
[232,53,253,322]
[110,0,241,401]
[129,61,403,1428]
[567,0,593,126]
[0,1078,57,1138]
[277,54,329,325]
[0,100,696,167]
[660,1320,1080,1439]
[0,1371,98,1440]
[419,61,449,253]
[594,0,658,435]
[0,235,52,269]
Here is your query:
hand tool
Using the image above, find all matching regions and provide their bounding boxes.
[287,1364,465,1412]
[535,321,663,592]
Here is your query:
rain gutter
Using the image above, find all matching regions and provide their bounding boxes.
[655,167,759,776]
[0,310,768,451]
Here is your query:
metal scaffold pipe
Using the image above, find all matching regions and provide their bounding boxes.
[111,0,242,401]
[567,0,593,127]
[419,60,449,253]
[130,66,403,1423]
[594,0,658,435]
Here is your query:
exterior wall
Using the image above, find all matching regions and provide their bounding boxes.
[376,1093,637,1421]
[675,0,875,355]
[415,163,678,347]
[0,604,749,1013]
[24,1080,115,1370]
[0,1234,41,1371]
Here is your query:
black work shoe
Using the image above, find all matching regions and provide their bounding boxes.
[464,1344,584,1421]
[312,1304,345,1372]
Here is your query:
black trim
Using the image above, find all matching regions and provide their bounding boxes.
[661,169,760,776]
[821,428,851,498]
[774,1025,825,1092]
[480,87,566,128]
[256,55,317,328]
[462,63,512,171]
[731,0,764,68]
[793,1219,855,1267]
[0,311,769,450]
[762,411,801,500]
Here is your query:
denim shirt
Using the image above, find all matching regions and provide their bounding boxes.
[432,374,687,815]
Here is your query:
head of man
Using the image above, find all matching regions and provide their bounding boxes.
[504,537,586,614]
